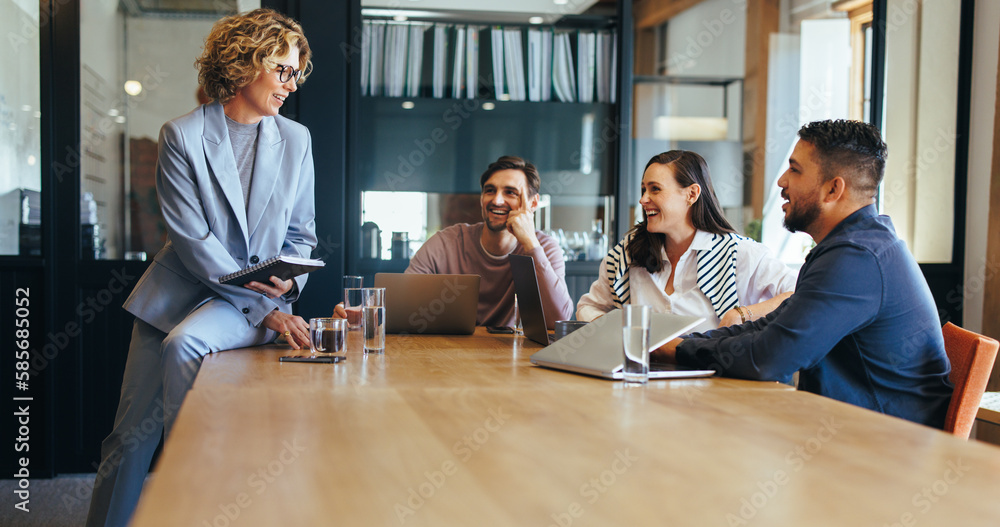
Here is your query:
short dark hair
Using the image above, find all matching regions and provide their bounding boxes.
[479,156,540,198]
[797,119,888,198]
[627,150,735,274]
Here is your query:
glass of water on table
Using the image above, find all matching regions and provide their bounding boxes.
[343,275,363,330]
[362,287,386,353]
[622,305,651,384]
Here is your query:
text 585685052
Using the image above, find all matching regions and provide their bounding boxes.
[15,288,30,391]
[13,287,32,513]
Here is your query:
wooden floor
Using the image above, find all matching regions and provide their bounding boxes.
[131,329,1000,526]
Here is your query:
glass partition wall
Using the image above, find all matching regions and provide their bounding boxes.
[79,0,259,261]
[0,0,42,257]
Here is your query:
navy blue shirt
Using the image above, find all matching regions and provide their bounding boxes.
[676,205,953,428]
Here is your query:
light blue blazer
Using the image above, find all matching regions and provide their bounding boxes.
[124,101,317,334]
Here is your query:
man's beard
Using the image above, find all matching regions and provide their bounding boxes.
[484,208,510,232]
[485,219,508,233]
[782,193,821,234]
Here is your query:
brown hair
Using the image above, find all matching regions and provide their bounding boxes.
[479,156,541,198]
[627,151,735,273]
[196,8,312,104]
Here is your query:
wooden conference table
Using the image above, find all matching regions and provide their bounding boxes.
[131,329,1000,526]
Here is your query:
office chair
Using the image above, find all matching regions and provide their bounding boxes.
[941,322,999,439]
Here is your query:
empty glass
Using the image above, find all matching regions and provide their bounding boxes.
[622,306,651,384]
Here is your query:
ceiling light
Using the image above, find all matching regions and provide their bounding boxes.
[393,15,408,22]
[482,102,496,110]
[529,16,543,24]
[124,80,143,96]
[402,101,415,109]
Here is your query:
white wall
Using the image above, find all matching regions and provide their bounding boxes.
[882,0,961,263]
[963,0,1000,333]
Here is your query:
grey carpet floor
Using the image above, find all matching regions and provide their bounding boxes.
[0,474,96,527]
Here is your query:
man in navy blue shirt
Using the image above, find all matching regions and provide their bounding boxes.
[659,120,953,428]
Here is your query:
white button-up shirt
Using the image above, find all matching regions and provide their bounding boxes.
[576,230,798,333]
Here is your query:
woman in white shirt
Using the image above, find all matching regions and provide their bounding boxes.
[577,151,796,333]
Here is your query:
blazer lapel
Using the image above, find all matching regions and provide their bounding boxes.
[246,116,284,239]
[202,102,249,243]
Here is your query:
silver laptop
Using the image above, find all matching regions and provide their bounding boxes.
[530,309,715,380]
[374,273,480,335]
[509,254,557,345]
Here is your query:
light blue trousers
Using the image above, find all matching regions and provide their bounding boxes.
[85,298,275,527]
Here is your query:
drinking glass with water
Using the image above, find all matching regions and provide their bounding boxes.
[362,287,386,353]
[622,305,651,384]
[343,275,364,331]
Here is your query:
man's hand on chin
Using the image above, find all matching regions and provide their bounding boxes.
[651,337,683,363]
[505,199,540,251]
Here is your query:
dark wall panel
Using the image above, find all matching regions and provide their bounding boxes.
[267,0,353,320]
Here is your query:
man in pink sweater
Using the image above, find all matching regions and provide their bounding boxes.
[405,156,574,329]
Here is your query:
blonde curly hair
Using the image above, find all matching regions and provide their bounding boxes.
[196,8,312,104]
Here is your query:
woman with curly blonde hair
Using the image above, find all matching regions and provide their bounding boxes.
[87,9,326,526]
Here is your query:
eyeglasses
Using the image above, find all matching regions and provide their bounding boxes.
[275,64,302,84]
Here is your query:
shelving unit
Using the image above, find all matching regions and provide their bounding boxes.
[348,7,633,303]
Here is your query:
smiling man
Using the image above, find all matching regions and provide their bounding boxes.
[658,120,953,428]
[405,156,574,329]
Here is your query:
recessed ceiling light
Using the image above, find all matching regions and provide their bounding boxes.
[402,101,415,109]
[124,80,142,96]
[393,15,408,22]
[529,16,544,24]
[554,0,568,5]
[482,102,496,110]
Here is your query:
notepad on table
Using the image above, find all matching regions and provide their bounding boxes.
[218,255,324,286]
